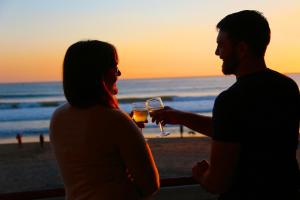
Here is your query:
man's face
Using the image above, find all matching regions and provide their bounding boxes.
[215,31,239,75]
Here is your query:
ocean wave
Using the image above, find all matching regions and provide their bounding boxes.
[0,128,49,138]
[0,101,65,109]
[118,96,174,103]
[0,94,61,99]
[172,96,216,102]
[118,95,216,103]
[0,107,56,122]
[0,100,214,123]
[0,95,216,110]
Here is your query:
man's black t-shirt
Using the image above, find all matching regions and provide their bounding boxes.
[212,69,300,200]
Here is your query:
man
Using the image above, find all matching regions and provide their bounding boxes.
[151,10,300,199]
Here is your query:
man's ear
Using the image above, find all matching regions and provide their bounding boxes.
[236,41,248,59]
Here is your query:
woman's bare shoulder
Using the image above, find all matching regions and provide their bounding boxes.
[104,108,140,130]
[51,103,70,119]
[108,109,136,126]
[109,108,131,119]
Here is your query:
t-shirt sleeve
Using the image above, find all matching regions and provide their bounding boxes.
[212,91,242,142]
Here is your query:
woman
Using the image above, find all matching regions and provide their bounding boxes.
[50,40,159,200]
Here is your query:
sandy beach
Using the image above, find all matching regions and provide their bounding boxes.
[0,135,299,197]
[0,136,210,194]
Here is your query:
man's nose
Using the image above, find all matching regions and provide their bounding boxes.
[215,48,219,56]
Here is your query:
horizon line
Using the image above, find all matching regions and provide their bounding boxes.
[1,72,300,84]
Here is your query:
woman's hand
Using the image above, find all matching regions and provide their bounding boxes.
[129,111,147,128]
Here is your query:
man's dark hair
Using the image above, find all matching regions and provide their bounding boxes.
[217,10,271,57]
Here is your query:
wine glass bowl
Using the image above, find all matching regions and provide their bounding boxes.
[146,97,170,136]
[132,102,148,123]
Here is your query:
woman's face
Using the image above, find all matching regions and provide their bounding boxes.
[103,55,121,95]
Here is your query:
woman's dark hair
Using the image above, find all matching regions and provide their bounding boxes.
[63,40,118,108]
[217,10,271,57]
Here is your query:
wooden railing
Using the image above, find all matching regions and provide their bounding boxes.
[0,177,198,200]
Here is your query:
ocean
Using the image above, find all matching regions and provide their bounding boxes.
[0,74,299,143]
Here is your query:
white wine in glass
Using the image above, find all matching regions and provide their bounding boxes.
[146,97,170,136]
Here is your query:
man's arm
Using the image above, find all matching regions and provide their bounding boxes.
[192,140,240,194]
[150,106,213,137]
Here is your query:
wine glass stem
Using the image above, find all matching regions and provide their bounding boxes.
[159,122,164,133]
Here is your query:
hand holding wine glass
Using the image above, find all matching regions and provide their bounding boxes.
[146,97,170,136]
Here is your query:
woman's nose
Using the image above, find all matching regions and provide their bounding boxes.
[117,69,121,76]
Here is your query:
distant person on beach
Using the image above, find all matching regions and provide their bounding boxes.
[151,10,300,200]
[50,40,159,200]
[39,134,44,148]
[16,133,22,147]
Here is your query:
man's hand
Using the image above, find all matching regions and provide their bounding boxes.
[150,106,182,126]
[192,160,209,184]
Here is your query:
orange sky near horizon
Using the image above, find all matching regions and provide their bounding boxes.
[0,1,299,83]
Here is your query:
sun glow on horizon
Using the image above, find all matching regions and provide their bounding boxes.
[0,1,299,83]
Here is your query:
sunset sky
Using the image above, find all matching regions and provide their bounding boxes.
[0,0,299,83]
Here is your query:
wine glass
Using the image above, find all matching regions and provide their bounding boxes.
[132,102,148,132]
[146,97,170,136]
